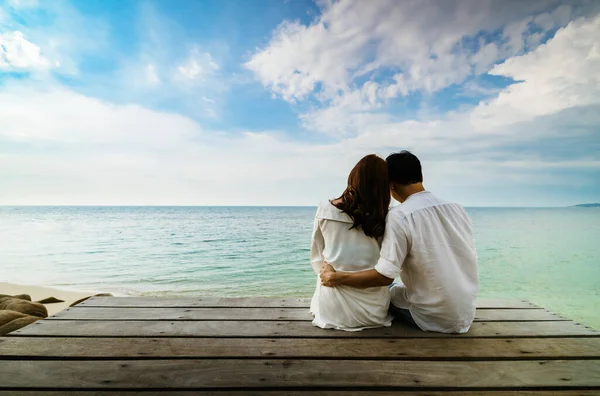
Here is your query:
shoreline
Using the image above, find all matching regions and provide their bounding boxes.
[0,282,106,316]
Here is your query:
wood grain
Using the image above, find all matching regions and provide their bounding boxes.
[0,359,598,389]
[1,336,599,359]
[2,392,599,396]
[77,297,539,309]
[49,307,563,322]
[9,319,598,338]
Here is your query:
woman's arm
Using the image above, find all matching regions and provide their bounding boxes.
[310,217,325,275]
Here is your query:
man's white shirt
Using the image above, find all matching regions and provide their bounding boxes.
[374,191,479,333]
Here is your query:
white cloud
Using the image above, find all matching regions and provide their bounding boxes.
[459,80,503,97]
[115,44,223,118]
[0,83,350,205]
[1,1,108,75]
[246,18,362,101]
[470,14,600,130]
[176,47,219,81]
[0,83,200,146]
[7,0,40,8]
[110,5,226,119]
[295,12,600,185]
[145,63,160,85]
[0,77,597,207]
[246,0,582,103]
[296,11,600,145]
[0,31,51,70]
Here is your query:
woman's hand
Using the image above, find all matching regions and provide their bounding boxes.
[319,262,337,287]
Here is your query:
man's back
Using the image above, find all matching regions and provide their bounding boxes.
[374,191,479,333]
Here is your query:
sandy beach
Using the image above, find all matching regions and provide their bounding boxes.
[0,282,102,316]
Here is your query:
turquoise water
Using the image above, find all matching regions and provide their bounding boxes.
[0,206,598,328]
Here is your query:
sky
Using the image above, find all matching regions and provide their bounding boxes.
[0,0,599,207]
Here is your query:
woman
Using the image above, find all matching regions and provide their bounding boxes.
[310,154,393,331]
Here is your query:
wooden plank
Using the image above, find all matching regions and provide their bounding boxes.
[78,296,539,309]
[49,307,563,322]
[0,359,599,388]
[2,392,600,396]
[474,309,567,322]
[2,337,599,359]
[9,319,599,338]
[476,298,540,309]
[77,297,313,308]
[51,307,311,321]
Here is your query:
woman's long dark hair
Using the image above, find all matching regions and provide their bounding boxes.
[334,154,390,239]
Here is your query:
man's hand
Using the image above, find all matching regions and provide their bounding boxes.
[319,262,337,287]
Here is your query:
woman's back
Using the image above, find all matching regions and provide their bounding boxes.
[310,201,392,331]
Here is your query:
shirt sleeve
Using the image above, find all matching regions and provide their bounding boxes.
[374,214,409,279]
[310,217,325,275]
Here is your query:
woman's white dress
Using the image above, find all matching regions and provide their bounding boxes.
[310,200,393,331]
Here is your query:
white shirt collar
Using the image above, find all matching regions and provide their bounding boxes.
[316,200,354,223]
[403,190,430,203]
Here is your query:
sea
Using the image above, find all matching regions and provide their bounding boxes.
[0,206,599,328]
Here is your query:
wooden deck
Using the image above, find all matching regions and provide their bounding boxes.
[0,296,599,394]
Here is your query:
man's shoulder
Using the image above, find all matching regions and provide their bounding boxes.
[386,206,411,231]
[390,193,468,220]
[432,196,468,216]
[388,205,409,220]
[389,204,407,214]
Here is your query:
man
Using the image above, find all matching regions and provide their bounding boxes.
[320,151,478,333]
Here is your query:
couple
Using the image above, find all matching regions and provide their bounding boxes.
[310,151,478,333]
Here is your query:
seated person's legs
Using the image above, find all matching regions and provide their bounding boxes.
[388,283,418,327]
[388,303,417,327]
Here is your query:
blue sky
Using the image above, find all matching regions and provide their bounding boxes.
[0,0,599,206]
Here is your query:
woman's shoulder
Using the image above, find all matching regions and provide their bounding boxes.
[315,200,353,223]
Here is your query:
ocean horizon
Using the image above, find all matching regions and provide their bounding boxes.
[1,205,592,208]
[1,205,599,328]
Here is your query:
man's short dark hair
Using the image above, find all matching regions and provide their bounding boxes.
[386,151,423,185]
